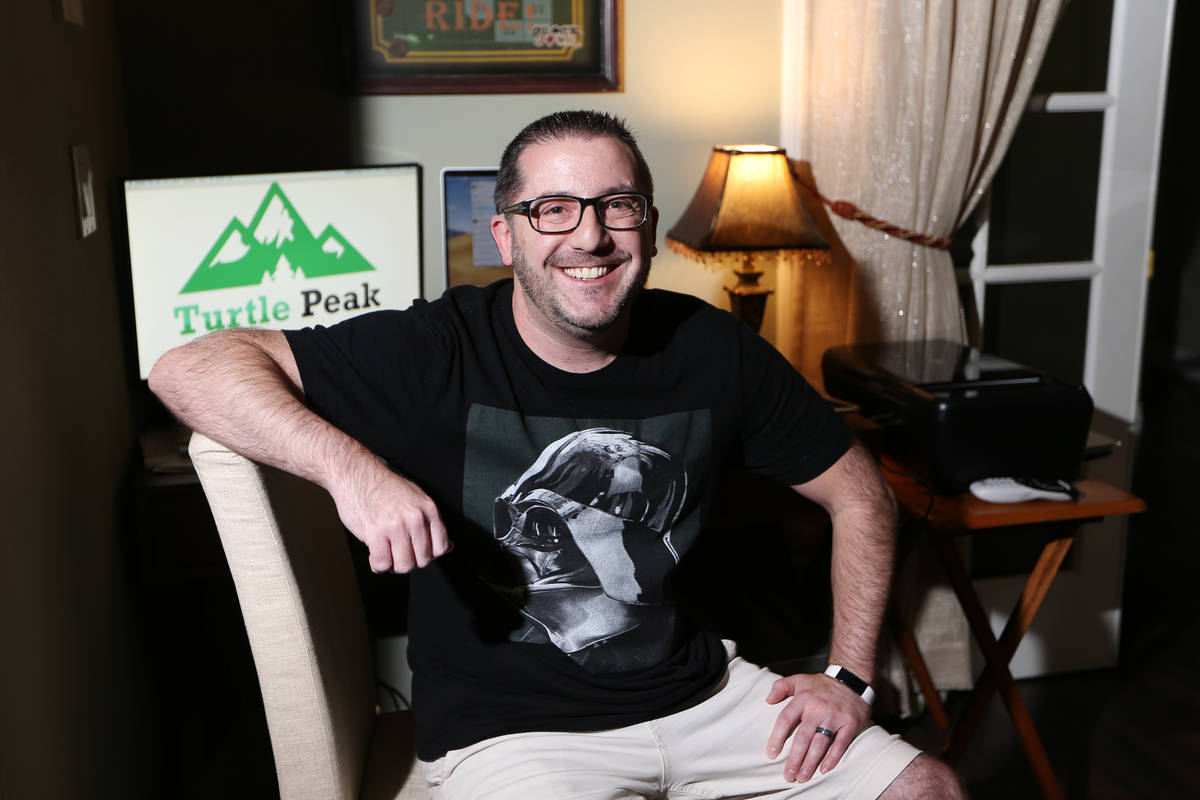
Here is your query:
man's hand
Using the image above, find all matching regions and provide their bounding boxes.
[329,457,451,573]
[765,671,872,783]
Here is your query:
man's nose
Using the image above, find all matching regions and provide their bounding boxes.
[566,203,611,250]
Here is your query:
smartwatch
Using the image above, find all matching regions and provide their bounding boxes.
[824,664,876,705]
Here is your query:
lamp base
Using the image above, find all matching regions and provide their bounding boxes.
[725,267,774,333]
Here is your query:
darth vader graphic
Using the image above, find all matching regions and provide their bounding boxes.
[490,428,688,670]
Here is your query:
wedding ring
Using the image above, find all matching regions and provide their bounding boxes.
[815,726,836,738]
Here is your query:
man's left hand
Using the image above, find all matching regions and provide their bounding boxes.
[764,671,872,783]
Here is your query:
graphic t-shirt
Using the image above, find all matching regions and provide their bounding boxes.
[284,280,852,760]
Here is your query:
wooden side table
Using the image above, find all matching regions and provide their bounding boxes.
[883,460,1145,800]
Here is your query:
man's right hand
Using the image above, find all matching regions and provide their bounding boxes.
[329,456,451,573]
[150,328,452,573]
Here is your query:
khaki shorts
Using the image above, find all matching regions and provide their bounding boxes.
[420,642,921,799]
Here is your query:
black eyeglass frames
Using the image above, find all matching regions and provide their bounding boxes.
[499,192,651,234]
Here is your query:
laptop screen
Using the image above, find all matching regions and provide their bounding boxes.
[441,167,510,289]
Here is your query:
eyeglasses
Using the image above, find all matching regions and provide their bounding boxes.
[500,192,651,234]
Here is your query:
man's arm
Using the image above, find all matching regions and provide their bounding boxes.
[148,329,450,573]
[763,440,897,783]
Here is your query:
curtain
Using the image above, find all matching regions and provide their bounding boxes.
[782,0,1066,345]
[780,0,1066,709]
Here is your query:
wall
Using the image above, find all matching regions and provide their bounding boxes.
[116,0,358,181]
[355,0,787,312]
[114,0,790,352]
[1146,0,1200,363]
[0,1,148,797]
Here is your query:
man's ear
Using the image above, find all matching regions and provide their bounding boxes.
[491,214,515,265]
[648,206,659,257]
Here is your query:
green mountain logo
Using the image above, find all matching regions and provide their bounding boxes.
[180,183,375,293]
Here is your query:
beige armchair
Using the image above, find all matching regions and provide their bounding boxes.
[188,432,427,800]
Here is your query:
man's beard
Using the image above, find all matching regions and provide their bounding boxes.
[510,236,648,337]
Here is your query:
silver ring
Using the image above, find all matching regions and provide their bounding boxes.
[815,726,836,738]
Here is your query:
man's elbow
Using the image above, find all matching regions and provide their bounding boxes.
[148,333,221,404]
[148,341,202,412]
[845,445,899,533]
[877,480,899,532]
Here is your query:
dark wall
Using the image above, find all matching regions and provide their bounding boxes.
[1126,0,1200,665]
[0,2,148,797]
[1145,1,1200,362]
[116,0,358,178]
[0,3,362,796]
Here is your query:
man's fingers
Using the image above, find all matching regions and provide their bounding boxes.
[391,530,418,573]
[430,512,452,557]
[368,537,394,573]
[765,674,867,782]
[390,482,451,569]
[766,697,802,758]
[406,501,452,568]
[820,730,850,774]
[339,469,454,573]
[765,677,792,705]
[406,508,435,568]
[786,724,839,783]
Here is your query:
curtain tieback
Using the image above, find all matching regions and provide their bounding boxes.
[789,164,952,250]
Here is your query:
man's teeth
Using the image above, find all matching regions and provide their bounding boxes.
[562,265,613,280]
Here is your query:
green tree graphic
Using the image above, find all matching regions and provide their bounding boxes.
[180,183,375,293]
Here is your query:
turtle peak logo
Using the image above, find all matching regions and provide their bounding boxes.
[180,182,375,293]
[171,183,382,336]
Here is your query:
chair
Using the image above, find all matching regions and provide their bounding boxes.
[188,432,428,800]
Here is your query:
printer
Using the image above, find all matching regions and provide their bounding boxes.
[822,340,1093,492]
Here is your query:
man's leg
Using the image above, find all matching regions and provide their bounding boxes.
[877,755,965,800]
[658,643,959,799]
[419,726,664,800]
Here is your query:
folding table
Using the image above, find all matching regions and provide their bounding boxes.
[883,460,1145,800]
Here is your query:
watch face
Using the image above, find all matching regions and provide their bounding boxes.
[828,665,870,695]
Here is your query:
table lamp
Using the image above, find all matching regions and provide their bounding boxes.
[666,145,829,333]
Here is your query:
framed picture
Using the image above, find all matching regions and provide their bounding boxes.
[345,0,621,94]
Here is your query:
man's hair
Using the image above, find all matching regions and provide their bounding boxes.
[494,110,654,210]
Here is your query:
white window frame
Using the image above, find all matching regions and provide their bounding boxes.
[961,0,1175,678]
[964,0,1176,424]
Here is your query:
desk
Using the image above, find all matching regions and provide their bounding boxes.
[883,461,1145,800]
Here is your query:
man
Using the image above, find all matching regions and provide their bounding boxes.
[150,110,963,799]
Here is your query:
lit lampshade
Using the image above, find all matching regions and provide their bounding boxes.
[666,145,829,332]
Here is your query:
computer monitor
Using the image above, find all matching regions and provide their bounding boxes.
[441,167,509,289]
[123,165,422,379]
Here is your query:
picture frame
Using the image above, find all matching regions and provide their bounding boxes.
[345,0,621,94]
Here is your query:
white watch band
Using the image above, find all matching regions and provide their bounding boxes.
[824,664,876,705]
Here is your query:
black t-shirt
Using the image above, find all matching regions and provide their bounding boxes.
[285,280,851,760]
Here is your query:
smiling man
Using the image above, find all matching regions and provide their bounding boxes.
[491,116,660,369]
[149,110,963,799]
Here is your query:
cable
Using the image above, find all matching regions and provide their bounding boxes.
[376,677,411,712]
[879,460,937,525]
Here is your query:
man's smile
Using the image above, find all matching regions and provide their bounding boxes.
[561,264,616,280]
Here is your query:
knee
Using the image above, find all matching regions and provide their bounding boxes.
[882,754,966,800]
[922,756,966,799]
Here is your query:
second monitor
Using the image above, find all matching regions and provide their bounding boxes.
[441,167,509,289]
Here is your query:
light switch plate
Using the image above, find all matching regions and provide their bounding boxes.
[71,145,97,238]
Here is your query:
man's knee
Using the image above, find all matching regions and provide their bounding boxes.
[879,753,965,800]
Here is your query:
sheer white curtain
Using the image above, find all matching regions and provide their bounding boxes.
[780,0,1066,706]
[782,0,1065,345]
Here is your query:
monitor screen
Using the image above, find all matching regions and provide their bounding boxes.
[123,165,422,379]
[441,167,510,289]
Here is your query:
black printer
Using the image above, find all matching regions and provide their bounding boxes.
[822,340,1093,492]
